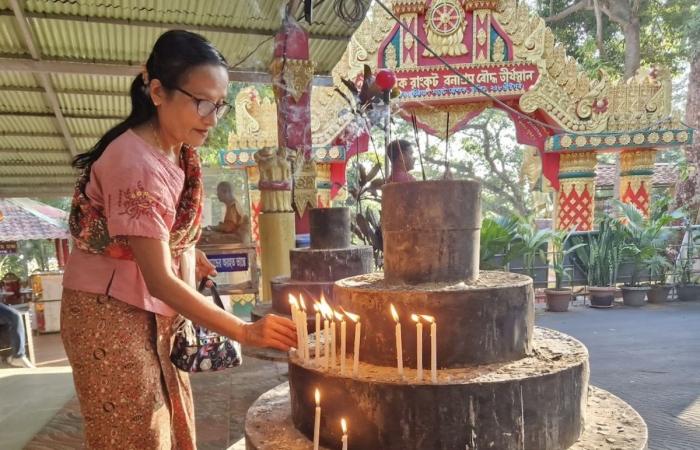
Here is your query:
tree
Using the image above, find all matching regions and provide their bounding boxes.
[673,6,700,220]
[540,0,694,79]
[393,110,533,217]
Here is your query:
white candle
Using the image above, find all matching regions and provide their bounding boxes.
[313,388,321,450]
[331,313,338,368]
[314,303,321,363]
[390,304,404,379]
[341,418,348,450]
[412,314,423,382]
[299,295,309,362]
[324,316,330,370]
[345,311,361,377]
[423,315,437,383]
[340,315,347,375]
[289,295,300,353]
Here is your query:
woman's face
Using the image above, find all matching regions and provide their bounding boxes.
[151,64,229,148]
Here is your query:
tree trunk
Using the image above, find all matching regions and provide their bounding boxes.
[675,50,700,221]
[622,17,641,79]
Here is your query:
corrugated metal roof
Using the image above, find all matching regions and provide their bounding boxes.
[0,198,69,241]
[0,0,369,197]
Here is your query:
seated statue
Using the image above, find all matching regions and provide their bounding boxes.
[201,181,251,244]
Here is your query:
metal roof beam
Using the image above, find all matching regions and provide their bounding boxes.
[0,132,100,138]
[0,112,123,120]
[0,57,334,86]
[0,10,349,42]
[0,85,130,96]
[8,0,80,157]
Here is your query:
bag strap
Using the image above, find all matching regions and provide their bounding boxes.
[198,278,226,311]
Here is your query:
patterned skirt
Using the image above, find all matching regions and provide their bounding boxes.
[60,289,196,449]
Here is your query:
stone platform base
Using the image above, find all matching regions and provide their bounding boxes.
[245,384,647,450]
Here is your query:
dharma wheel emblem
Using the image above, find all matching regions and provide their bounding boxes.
[428,0,463,36]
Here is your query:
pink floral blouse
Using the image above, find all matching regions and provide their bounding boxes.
[63,130,186,316]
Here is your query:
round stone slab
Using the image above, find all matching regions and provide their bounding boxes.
[334,271,534,368]
[245,384,647,450]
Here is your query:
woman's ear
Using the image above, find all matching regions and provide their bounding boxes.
[149,79,165,107]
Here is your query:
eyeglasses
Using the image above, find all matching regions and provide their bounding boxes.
[175,87,231,119]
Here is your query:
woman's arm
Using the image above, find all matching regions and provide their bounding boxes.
[129,237,296,351]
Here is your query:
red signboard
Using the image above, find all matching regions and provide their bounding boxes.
[0,241,18,255]
[395,62,539,106]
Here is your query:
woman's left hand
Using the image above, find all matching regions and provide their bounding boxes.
[195,248,217,285]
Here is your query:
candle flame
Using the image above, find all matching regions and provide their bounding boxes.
[341,418,347,434]
[320,295,332,318]
[298,294,307,312]
[411,313,421,322]
[344,310,360,323]
[313,303,320,313]
[333,310,344,321]
[421,314,435,323]
[390,304,399,322]
[288,294,298,308]
[314,388,320,405]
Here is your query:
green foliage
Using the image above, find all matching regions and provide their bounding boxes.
[549,228,586,289]
[571,216,627,287]
[479,216,519,269]
[614,198,684,286]
[538,0,695,78]
[511,216,554,278]
[0,240,57,279]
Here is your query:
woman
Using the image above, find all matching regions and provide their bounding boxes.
[61,30,297,449]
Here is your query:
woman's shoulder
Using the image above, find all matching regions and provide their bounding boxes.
[93,129,158,175]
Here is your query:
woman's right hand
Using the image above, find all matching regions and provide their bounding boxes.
[239,314,297,352]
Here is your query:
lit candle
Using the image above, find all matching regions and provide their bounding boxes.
[332,310,341,368]
[313,388,321,450]
[338,311,347,375]
[314,303,321,363]
[412,314,423,382]
[289,294,300,353]
[321,296,331,370]
[341,418,348,450]
[422,315,437,383]
[299,295,309,362]
[345,310,361,377]
[390,304,404,379]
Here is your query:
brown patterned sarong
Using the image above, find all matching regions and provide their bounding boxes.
[60,288,196,449]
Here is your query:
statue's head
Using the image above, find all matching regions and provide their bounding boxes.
[387,139,415,172]
[216,181,234,204]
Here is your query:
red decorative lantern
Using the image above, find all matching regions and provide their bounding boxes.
[375,69,396,91]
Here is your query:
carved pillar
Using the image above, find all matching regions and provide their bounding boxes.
[270,15,317,218]
[556,151,597,231]
[620,148,656,216]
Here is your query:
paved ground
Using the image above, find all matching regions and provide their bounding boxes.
[538,300,700,450]
[5,300,700,449]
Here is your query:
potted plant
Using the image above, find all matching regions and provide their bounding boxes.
[676,219,700,301]
[510,216,552,287]
[647,254,674,303]
[614,200,682,306]
[573,217,626,308]
[544,228,586,312]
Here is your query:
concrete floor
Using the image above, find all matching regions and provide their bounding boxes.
[1,300,699,449]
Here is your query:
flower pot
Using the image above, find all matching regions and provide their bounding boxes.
[647,284,673,304]
[588,286,616,308]
[677,284,700,301]
[621,286,649,307]
[544,288,571,312]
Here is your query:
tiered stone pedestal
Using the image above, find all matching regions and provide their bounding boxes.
[252,207,372,325]
[245,383,648,450]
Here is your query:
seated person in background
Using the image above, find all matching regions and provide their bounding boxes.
[386,139,416,183]
[211,181,251,242]
[0,302,35,368]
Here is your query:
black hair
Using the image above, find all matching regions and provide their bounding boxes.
[72,30,228,171]
[386,139,414,163]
